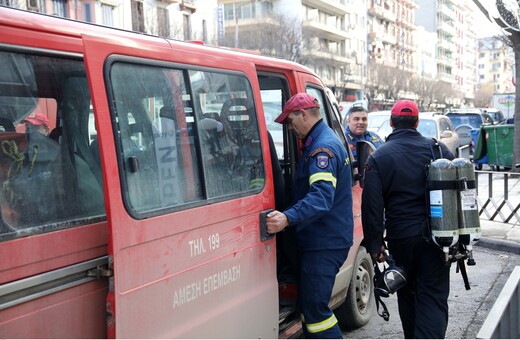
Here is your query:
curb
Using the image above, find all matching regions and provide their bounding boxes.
[476,237,520,255]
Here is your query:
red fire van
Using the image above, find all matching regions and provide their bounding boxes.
[0,6,374,338]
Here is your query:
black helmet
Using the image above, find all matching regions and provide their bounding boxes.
[374,253,407,298]
[373,253,408,321]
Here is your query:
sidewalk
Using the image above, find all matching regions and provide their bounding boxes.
[478,218,520,254]
[475,169,520,254]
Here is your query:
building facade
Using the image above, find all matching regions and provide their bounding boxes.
[0,0,496,108]
[416,0,479,107]
[477,37,514,94]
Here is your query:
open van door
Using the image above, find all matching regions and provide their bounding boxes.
[82,34,278,338]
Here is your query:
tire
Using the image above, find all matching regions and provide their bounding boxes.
[335,246,374,330]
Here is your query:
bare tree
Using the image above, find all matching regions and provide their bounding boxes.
[220,14,307,63]
[412,76,437,110]
[474,82,495,107]
[473,0,520,171]
[365,60,415,105]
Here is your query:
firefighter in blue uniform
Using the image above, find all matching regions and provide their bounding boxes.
[344,105,384,158]
[361,100,454,339]
[266,93,353,339]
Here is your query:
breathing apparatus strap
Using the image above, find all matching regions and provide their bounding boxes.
[373,264,390,321]
[457,258,471,290]
[455,244,472,290]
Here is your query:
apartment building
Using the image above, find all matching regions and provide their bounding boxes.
[217,0,367,103]
[367,0,416,72]
[416,0,479,106]
[1,0,214,43]
[477,37,514,94]
[0,0,494,107]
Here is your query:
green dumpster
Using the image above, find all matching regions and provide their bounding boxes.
[482,124,514,169]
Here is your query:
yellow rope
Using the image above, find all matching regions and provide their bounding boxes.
[0,140,38,203]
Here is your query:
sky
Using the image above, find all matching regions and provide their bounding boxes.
[473,0,503,38]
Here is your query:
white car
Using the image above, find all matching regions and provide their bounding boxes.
[375,112,460,156]
[367,110,392,133]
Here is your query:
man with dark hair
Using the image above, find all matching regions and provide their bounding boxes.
[266,92,353,338]
[361,100,454,339]
[344,105,384,158]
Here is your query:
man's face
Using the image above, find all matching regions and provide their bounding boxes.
[26,122,49,136]
[286,109,307,139]
[347,110,368,136]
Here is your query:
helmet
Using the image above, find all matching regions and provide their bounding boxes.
[374,254,407,298]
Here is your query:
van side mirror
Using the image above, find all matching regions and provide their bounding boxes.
[353,141,376,188]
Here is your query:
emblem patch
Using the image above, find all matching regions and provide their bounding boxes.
[317,155,329,169]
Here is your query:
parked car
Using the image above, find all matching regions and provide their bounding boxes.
[480,108,506,125]
[367,110,392,133]
[444,108,494,147]
[339,100,369,123]
[375,112,460,156]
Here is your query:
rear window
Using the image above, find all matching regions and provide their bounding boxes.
[446,114,483,129]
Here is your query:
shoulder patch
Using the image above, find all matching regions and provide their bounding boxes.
[316,155,329,169]
[309,147,334,158]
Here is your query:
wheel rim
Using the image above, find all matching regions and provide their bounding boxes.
[355,261,371,312]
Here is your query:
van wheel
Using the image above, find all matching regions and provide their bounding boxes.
[335,246,374,330]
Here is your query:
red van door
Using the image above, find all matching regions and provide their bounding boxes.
[82,34,278,338]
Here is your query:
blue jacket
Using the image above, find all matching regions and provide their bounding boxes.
[284,120,353,251]
[361,128,454,253]
[345,126,384,158]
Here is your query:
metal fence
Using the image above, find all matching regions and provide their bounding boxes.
[476,266,520,339]
[476,170,520,224]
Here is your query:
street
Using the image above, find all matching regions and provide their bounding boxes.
[343,245,520,339]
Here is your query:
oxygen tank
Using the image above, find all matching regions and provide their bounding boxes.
[453,157,480,265]
[428,158,459,261]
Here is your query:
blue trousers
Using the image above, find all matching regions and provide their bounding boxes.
[388,237,451,339]
[299,248,349,339]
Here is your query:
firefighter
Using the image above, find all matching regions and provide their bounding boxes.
[266,93,353,339]
[361,100,454,339]
[344,105,384,159]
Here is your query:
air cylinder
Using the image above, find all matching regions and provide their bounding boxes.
[428,158,459,261]
[453,157,480,264]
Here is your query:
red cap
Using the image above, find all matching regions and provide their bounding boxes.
[23,113,50,128]
[275,93,320,124]
[391,100,419,117]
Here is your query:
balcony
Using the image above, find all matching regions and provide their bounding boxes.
[302,0,348,16]
[380,31,396,45]
[437,54,453,67]
[402,0,417,8]
[437,71,454,83]
[303,20,349,41]
[312,50,352,64]
[224,17,278,33]
[438,22,456,36]
[438,4,455,21]
[368,6,396,22]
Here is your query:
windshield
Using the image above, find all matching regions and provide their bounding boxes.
[367,112,390,131]
[417,119,437,138]
[377,118,438,140]
[446,114,482,129]
[487,111,502,123]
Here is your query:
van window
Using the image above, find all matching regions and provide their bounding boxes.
[108,61,264,216]
[0,50,105,240]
